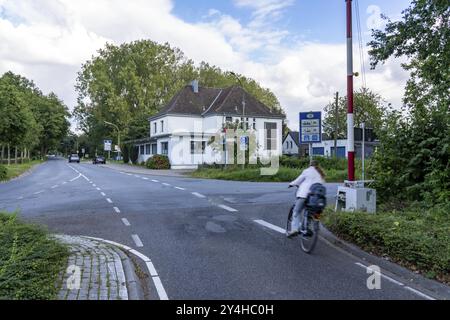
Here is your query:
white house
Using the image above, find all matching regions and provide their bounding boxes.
[134,81,285,169]
[282,131,300,156]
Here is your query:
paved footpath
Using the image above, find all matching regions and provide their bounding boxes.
[55,235,140,300]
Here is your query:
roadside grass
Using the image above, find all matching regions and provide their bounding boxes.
[0,160,43,182]
[0,212,69,300]
[322,205,450,285]
[191,166,349,183]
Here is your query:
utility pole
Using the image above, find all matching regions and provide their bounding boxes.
[334,92,339,158]
[346,0,355,181]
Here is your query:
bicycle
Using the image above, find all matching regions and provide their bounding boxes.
[286,188,322,254]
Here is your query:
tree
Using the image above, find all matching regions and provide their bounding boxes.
[368,0,449,109]
[74,40,286,146]
[323,88,386,139]
[368,0,450,206]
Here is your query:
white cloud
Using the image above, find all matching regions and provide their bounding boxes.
[0,0,408,132]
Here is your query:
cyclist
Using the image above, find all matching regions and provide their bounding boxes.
[287,160,326,238]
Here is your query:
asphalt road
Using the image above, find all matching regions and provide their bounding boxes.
[0,158,425,300]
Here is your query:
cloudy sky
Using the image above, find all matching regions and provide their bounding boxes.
[0,0,412,131]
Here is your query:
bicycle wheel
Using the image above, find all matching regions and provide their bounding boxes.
[286,205,294,235]
[300,214,320,254]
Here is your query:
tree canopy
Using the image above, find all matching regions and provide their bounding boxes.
[74,40,284,150]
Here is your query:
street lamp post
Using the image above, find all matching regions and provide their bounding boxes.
[104,121,121,161]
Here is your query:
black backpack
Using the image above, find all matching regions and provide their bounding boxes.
[306,183,327,213]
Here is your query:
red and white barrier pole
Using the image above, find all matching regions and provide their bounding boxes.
[346,0,355,181]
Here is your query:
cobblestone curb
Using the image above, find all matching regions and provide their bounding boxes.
[54,235,142,300]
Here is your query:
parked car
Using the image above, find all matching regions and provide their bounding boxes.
[68,154,80,163]
[93,156,106,164]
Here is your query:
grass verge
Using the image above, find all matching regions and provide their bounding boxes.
[322,205,450,285]
[191,166,348,182]
[0,160,44,182]
[0,212,69,299]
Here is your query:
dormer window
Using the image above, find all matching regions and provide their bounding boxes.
[153,123,157,134]
[160,120,164,133]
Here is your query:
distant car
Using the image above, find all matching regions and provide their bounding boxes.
[68,154,80,163]
[93,156,106,165]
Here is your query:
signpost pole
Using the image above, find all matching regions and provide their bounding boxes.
[346,0,355,181]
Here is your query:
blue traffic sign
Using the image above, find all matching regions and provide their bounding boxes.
[300,112,322,143]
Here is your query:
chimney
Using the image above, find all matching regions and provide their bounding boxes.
[191,80,199,93]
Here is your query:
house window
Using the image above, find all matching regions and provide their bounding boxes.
[151,144,157,155]
[140,145,145,155]
[264,122,277,151]
[160,120,164,133]
[226,116,233,123]
[253,118,256,130]
[145,144,151,155]
[153,123,157,134]
[191,141,206,154]
[161,142,168,155]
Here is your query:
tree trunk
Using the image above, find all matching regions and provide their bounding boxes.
[7,144,10,165]
[15,146,18,165]
[1,145,4,164]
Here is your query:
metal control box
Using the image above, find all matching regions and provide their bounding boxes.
[335,186,377,213]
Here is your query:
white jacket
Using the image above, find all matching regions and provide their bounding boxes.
[290,166,325,198]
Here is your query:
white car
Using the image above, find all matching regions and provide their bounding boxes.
[68,154,80,163]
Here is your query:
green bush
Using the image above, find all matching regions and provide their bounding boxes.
[0,212,69,299]
[0,165,7,181]
[323,207,450,284]
[146,155,171,170]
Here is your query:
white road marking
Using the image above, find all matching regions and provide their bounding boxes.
[175,187,186,191]
[93,184,97,187]
[145,261,158,276]
[127,174,133,176]
[218,204,238,212]
[254,220,285,234]
[152,179,159,183]
[192,192,206,199]
[134,175,140,178]
[404,286,435,300]
[17,196,24,200]
[142,177,149,180]
[354,262,435,299]
[131,234,144,247]
[34,190,45,195]
[113,207,121,213]
[70,174,81,182]
[96,187,101,191]
[355,263,404,286]
[152,276,169,300]
[162,183,171,187]
[51,185,59,189]
[82,236,169,300]
[101,192,106,197]
[106,198,113,204]
[62,182,67,185]
[121,218,131,226]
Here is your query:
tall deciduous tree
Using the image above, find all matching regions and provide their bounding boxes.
[323,88,386,139]
[368,0,449,206]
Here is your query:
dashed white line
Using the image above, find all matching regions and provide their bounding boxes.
[62,182,67,185]
[127,173,133,176]
[162,183,171,187]
[93,184,97,187]
[51,185,59,189]
[113,207,121,213]
[254,220,285,234]
[131,234,144,247]
[192,192,206,199]
[134,175,140,178]
[96,187,101,191]
[175,187,186,191]
[404,286,435,300]
[34,190,45,195]
[121,218,131,226]
[101,192,106,197]
[152,179,159,183]
[142,177,149,180]
[17,196,24,200]
[106,198,113,204]
[152,277,169,300]
[70,174,81,182]
[218,204,238,212]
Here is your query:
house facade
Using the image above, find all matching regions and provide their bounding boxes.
[134,81,285,169]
